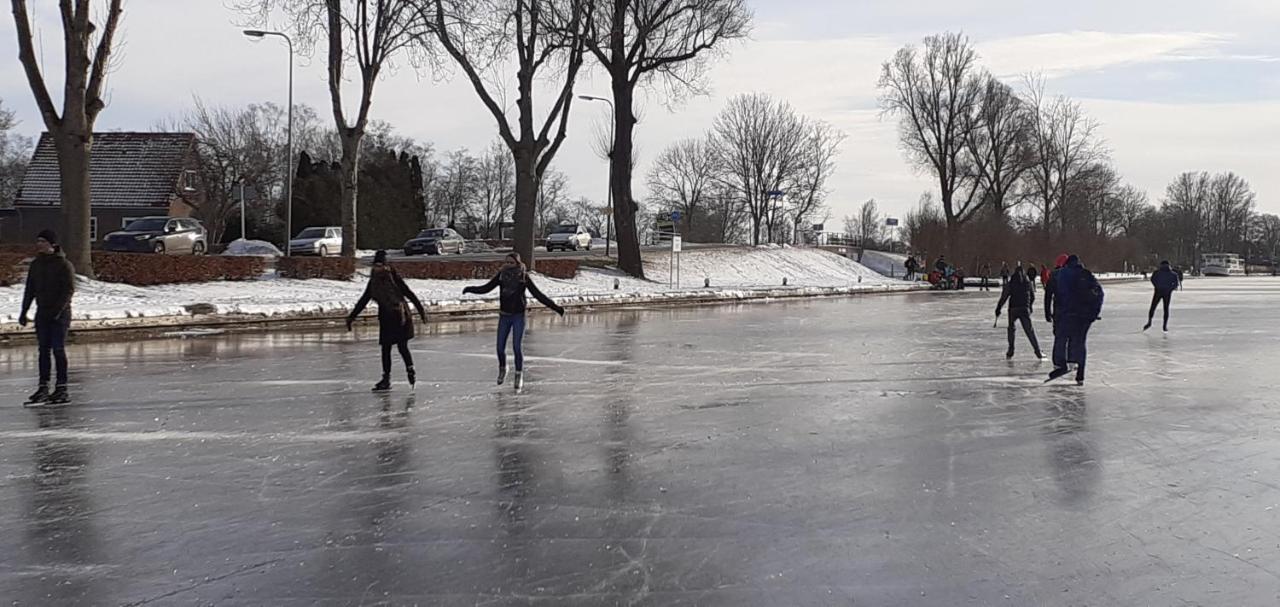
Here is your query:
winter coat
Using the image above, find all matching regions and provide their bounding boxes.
[934,259,948,273]
[21,250,75,322]
[996,272,1035,315]
[464,266,564,316]
[1151,266,1179,292]
[348,267,426,345]
[1053,261,1105,321]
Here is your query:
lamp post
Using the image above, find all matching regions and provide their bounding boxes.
[244,29,294,256]
[578,95,614,258]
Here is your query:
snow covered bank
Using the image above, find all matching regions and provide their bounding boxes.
[858,250,912,280]
[0,246,920,334]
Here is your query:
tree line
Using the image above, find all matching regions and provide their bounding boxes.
[9,0,752,278]
[880,32,1273,271]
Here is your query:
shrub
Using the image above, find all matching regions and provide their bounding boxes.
[277,256,356,280]
[92,253,267,286]
[0,253,29,286]
[391,258,578,280]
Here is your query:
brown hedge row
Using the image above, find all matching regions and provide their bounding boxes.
[391,258,579,280]
[277,256,356,281]
[0,253,29,286]
[92,253,267,286]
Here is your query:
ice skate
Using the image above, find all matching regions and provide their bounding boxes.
[372,376,391,392]
[497,367,507,385]
[24,386,49,407]
[47,386,69,405]
[514,371,524,392]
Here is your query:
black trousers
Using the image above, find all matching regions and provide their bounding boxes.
[380,341,414,377]
[1006,308,1041,355]
[1148,289,1173,328]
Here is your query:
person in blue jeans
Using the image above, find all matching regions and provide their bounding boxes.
[1046,255,1104,385]
[19,229,76,405]
[463,253,565,390]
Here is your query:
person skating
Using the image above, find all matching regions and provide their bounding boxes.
[1145,260,1180,332]
[1046,255,1104,385]
[995,264,1043,360]
[462,252,565,390]
[346,250,427,392]
[904,256,918,281]
[1000,262,1010,286]
[980,263,992,292]
[19,230,76,406]
[1042,254,1069,323]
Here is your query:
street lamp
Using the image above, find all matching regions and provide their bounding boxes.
[578,94,614,258]
[244,29,295,256]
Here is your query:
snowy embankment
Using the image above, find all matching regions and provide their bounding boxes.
[858,250,911,280]
[0,246,920,333]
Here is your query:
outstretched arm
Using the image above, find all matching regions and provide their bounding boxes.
[995,284,1010,316]
[525,277,564,316]
[347,284,373,328]
[394,272,427,320]
[463,274,500,295]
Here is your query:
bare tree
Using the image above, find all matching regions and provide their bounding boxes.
[965,75,1033,215]
[856,198,882,248]
[786,121,845,242]
[238,0,422,256]
[878,32,984,228]
[579,0,751,277]
[646,136,718,236]
[1251,213,1280,260]
[569,196,606,235]
[475,140,515,238]
[420,0,588,265]
[0,98,32,211]
[1022,77,1108,233]
[10,0,125,276]
[536,168,570,236]
[430,149,477,229]
[711,93,810,245]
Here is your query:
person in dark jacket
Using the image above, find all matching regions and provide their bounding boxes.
[904,256,918,281]
[347,250,427,392]
[20,229,76,405]
[1042,254,1069,323]
[1145,260,1180,332]
[1025,265,1037,286]
[1047,255,1104,384]
[995,263,1042,359]
[463,252,565,390]
[999,262,1010,286]
[934,256,948,274]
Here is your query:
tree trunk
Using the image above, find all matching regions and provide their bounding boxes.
[53,131,94,277]
[513,149,538,267]
[339,131,362,257]
[609,82,644,278]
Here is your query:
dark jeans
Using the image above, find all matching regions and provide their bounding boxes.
[380,340,414,377]
[497,313,526,371]
[1006,308,1041,355]
[1148,289,1173,328]
[35,315,70,387]
[1052,317,1093,375]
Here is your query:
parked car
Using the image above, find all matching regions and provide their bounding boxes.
[545,223,592,252]
[403,228,466,256]
[103,216,208,255]
[289,227,342,256]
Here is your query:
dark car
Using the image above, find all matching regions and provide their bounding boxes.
[103,217,208,255]
[403,228,466,256]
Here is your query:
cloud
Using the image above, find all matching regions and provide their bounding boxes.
[979,31,1233,78]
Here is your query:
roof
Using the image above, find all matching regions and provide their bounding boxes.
[13,132,197,209]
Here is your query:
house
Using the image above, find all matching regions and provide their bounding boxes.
[2,132,202,243]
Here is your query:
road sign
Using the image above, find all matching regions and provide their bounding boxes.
[767,190,785,198]
[886,217,900,226]
[672,235,682,253]
[671,211,681,222]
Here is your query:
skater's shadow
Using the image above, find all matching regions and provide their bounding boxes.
[1042,388,1100,507]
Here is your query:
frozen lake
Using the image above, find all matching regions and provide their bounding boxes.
[1,277,1278,605]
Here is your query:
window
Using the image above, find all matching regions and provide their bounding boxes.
[122,217,142,229]
[183,170,198,192]
[90,217,98,241]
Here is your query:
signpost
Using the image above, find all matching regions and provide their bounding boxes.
[671,235,682,288]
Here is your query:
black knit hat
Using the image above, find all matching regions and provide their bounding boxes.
[373,250,388,264]
[36,229,57,245]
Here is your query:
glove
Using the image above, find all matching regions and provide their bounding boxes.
[994,310,1001,317]
[419,311,427,323]
[345,318,354,332]
[17,314,27,327]
[555,307,566,317]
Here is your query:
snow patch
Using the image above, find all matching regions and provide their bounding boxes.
[223,239,282,257]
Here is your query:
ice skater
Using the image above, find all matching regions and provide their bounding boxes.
[995,263,1042,360]
[1145,260,1180,332]
[462,252,565,390]
[19,230,76,406]
[346,250,427,392]
[1046,255,1104,385]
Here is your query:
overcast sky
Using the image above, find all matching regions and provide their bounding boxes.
[2,0,1277,223]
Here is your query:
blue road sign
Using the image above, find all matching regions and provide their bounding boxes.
[671,211,682,222]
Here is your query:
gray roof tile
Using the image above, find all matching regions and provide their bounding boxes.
[14,132,197,209]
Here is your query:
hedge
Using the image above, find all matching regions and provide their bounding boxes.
[391,258,579,280]
[277,256,356,281]
[92,252,267,286]
[0,253,29,286]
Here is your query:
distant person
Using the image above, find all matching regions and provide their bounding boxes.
[1174,266,1185,290]
[1025,265,1037,287]
[1040,264,1050,290]
[1000,262,1011,286]
[934,256,948,275]
[347,250,427,392]
[463,252,565,391]
[954,266,967,290]
[1145,260,1180,332]
[996,264,1043,360]
[980,263,992,291]
[1047,255,1104,385]
[904,256,918,281]
[19,230,76,406]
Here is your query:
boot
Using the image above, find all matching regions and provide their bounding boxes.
[1143,321,1152,331]
[47,386,69,405]
[1075,368,1085,386]
[407,367,416,387]
[497,366,507,385]
[514,371,524,391]
[24,385,49,406]
[1047,367,1069,382]
[372,376,391,392]
[1006,348,1015,359]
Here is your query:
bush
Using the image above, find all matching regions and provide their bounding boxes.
[0,253,29,286]
[277,256,356,280]
[391,258,579,280]
[92,252,267,286]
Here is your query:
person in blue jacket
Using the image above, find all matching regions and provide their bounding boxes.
[1046,255,1104,385]
[1144,260,1180,332]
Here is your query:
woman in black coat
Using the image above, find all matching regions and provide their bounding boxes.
[347,250,427,391]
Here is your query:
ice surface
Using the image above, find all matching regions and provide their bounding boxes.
[1,278,1278,605]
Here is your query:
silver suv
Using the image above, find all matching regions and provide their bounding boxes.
[104,217,208,255]
[545,224,592,252]
[289,227,342,256]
